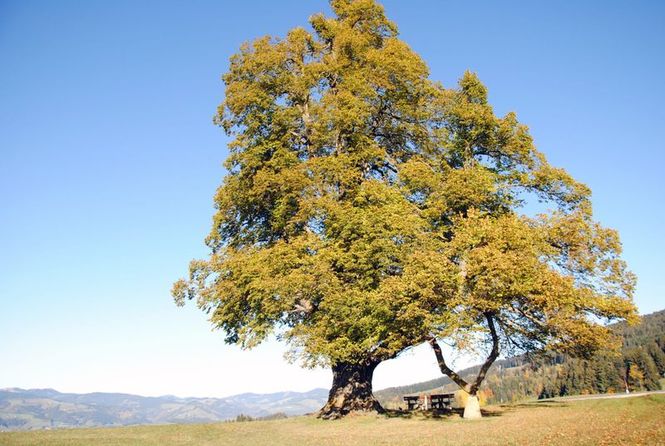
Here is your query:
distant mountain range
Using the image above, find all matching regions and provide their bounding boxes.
[0,387,328,431]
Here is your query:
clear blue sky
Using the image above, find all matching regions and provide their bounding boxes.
[1,0,664,398]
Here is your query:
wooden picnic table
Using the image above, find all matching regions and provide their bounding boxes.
[403,393,455,411]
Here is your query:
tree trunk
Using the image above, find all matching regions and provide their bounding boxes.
[318,360,384,419]
[463,393,482,419]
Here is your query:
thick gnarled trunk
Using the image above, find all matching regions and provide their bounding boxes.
[318,360,384,419]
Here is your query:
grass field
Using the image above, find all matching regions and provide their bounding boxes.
[1,395,663,446]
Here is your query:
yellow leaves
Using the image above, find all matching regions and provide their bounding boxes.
[528,158,592,210]
[458,71,488,105]
[495,112,534,165]
[440,166,497,212]
[399,157,440,191]
[399,160,501,219]
[330,0,397,41]
[546,318,620,359]
[439,207,637,358]
[539,209,637,301]
[366,37,429,87]
[588,295,640,325]
[171,279,189,307]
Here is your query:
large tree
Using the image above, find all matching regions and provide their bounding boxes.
[173,0,637,419]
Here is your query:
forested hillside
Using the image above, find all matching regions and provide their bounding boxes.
[376,310,665,406]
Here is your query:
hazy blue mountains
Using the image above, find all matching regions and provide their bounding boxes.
[0,387,328,431]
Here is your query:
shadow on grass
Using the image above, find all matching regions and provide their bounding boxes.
[479,408,503,417]
[383,408,457,420]
[511,400,569,409]
[382,407,504,420]
[491,400,569,415]
[380,399,572,421]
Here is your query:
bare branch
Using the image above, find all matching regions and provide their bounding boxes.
[470,313,500,394]
[428,337,471,392]
[428,312,501,396]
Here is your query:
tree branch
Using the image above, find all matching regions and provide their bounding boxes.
[428,337,470,392]
[428,312,501,396]
[470,313,500,394]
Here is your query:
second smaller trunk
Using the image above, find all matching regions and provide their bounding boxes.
[463,394,482,419]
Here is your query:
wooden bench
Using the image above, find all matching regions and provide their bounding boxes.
[403,395,421,410]
[430,393,455,409]
[403,393,455,411]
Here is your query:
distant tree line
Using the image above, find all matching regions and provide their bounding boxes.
[536,313,665,399]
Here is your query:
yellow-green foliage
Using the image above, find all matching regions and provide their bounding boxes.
[173,0,637,370]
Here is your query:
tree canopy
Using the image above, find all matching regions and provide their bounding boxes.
[173,0,637,418]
